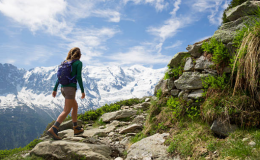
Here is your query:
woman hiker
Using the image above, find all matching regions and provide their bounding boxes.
[47,47,85,140]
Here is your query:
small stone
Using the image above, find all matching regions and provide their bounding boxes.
[184,57,194,71]
[242,138,249,142]
[121,106,130,110]
[115,157,124,160]
[145,98,150,102]
[178,90,185,98]
[126,133,136,136]
[108,132,115,137]
[249,141,256,147]
[99,126,105,129]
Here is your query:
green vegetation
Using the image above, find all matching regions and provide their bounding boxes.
[0,139,42,159]
[130,132,146,143]
[78,98,143,121]
[156,88,162,99]
[201,37,229,66]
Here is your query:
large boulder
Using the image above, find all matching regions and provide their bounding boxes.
[194,56,214,70]
[30,140,112,160]
[167,52,190,68]
[126,133,172,160]
[225,1,260,22]
[100,110,137,122]
[174,72,209,90]
[213,15,258,43]
[186,43,203,58]
[210,119,238,137]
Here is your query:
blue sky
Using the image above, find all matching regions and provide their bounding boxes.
[0,0,231,70]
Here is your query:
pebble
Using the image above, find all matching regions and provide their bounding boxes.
[249,141,256,147]
[242,138,249,142]
[114,157,124,160]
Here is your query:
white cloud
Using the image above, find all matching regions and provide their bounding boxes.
[170,0,182,16]
[124,0,169,11]
[108,45,170,66]
[0,0,69,34]
[147,16,192,42]
[92,10,121,22]
[165,40,182,49]
[191,0,230,25]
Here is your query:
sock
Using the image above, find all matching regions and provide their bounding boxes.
[73,122,77,127]
[54,121,60,128]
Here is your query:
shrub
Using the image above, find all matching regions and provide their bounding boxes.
[156,89,162,99]
[201,38,229,65]
[202,73,229,90]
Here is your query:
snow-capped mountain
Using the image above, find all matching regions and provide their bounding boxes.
[0,63,165,117]
[0,63,165,149]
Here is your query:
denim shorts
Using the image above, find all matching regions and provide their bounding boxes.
[61,87,76,99]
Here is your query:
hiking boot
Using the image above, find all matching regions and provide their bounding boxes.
[73,126,84,135]
[47,125,62,140]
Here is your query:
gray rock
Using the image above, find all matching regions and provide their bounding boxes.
[115,157,124,160]
[145,98,150,102]
[242,138,249,142]
[186,43,203,58]
[30,140,112,160]
[119,124,143,134]
[210,119,238,137]
[171,89,180,96]
[188,89,204,99]
[184,57,194,71]
[204,69,218,76]
[126,133,171,160]
[167,78,175,90]
[120,137,131,146]
[59,119,83,131]
[213,15,258,43]
[225,1,260,21]
[168,52,190,68]
[100,110,137,122]
[132,115,145,124]
[195,56,214,70]
[178,90,185,98]
[174,72,209,90]
[154,78,165,96]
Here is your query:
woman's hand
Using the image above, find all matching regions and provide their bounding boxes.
[52,91,57,98]
[81,93,85,99]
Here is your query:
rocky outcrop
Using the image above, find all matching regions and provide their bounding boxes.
[194,56,214,70]
[213,1,260,44]
[213,16,257,43]
[225,1,260,21]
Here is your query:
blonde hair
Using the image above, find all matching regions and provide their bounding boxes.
[66,47,81,60]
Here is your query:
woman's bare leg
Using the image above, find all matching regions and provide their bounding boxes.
[56,99,74,124]
[71,99,78,123]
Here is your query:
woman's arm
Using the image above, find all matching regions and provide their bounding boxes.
[53,79,59,92]
[76,62,85,93]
